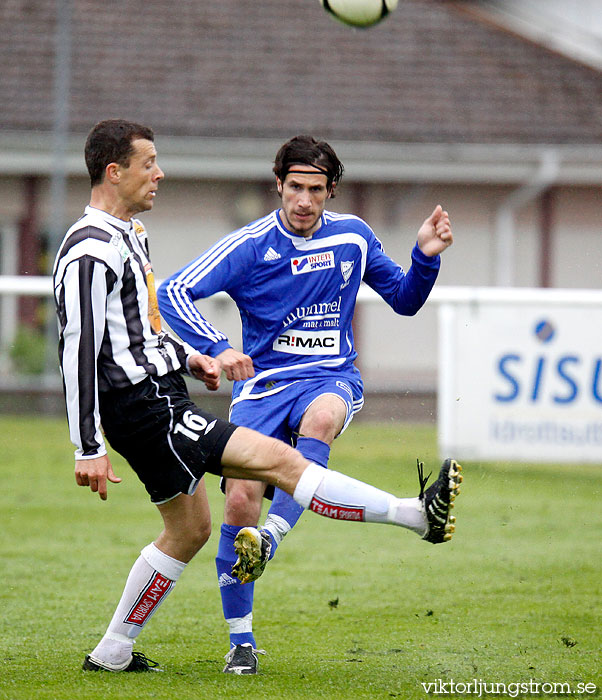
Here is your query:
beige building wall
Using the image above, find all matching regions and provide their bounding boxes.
[1,175,600,391]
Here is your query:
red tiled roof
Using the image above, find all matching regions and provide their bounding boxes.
[1,0,600,143]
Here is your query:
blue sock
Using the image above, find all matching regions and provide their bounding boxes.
[265,436,330,558]
[296,436,331,468]
[216,523,255,647]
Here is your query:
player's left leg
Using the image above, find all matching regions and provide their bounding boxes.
[220,427,462,541]
[227,403,339,605]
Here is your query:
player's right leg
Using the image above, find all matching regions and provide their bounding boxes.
[217,389,298,674]
[84,483,212,672]
[220,389,344,672]
[216,477,267,669]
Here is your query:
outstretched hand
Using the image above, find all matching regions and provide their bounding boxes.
[417,205,454,257]
[75,454,121,500]
[188,353,221,391]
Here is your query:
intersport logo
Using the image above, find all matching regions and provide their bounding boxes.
[291,251,335,275]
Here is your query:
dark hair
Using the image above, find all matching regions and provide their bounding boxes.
[84,119,155,187]
[273,135,344,193]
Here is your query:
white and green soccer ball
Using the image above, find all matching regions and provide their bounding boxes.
[320,0,399,28]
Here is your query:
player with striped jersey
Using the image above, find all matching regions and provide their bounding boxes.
[158,135,457,674]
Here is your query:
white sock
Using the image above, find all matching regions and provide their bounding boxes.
[388,497,428,536]
[293,463,427,534]
[226,611,253,636]
[90,543,186,667]
[262,513,291,548]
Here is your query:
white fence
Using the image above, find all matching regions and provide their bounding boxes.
[2,276,601,463]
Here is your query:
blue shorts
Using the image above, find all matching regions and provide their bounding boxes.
[229,375,364,445]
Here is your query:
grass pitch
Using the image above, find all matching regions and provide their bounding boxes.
[1,416,600,699]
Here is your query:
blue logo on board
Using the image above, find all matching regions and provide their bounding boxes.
[493,320,602,405]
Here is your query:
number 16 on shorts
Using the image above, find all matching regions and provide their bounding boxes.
[174,409,217,441]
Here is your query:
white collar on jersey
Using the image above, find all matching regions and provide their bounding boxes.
[85,205,133,234]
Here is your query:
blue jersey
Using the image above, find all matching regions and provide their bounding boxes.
[158,209,440,401]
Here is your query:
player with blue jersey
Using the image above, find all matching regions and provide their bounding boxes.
[158,135,456,674]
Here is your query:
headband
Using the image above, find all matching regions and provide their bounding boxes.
[282,162,332,180]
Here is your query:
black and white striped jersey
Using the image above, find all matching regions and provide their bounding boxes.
[53,205,194,460]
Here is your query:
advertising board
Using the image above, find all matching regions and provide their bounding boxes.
[438,289,602,463]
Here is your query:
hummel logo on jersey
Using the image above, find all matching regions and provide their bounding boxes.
[291,251,335,275]
[218,573,237,587]
[263,247,281,261]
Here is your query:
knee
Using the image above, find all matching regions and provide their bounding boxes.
[225,482,264,524]
[301,408,338,443]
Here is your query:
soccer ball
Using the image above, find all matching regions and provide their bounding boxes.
[320,0,399,28]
